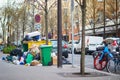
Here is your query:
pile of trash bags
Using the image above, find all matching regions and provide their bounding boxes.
[2,45,41,66]
[2,43,71,66]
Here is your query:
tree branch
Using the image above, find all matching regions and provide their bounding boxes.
[48,1,57,12]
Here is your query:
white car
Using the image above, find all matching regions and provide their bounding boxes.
[68,40,79,53]
[74,36,103,54]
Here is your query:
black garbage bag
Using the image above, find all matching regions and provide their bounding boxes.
[34,53,40,60]
[10,48,23,58]
[6,55,13,62]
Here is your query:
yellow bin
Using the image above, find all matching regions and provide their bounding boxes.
[22,40,51,52]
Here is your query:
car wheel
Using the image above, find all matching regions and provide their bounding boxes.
[85,48,88,55]
[74,49,77,54]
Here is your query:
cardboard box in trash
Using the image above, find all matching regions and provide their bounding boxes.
[52,56,57,65]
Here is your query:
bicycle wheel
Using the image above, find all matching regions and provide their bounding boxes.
[116,62,120,73]
[94,54,108,70]
[106,59,116,73]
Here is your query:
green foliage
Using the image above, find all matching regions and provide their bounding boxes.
[3,45,16,54]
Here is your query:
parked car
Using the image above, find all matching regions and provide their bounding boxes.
[74,36,103,54]
[50,39,69,58]
[68,40,79,53]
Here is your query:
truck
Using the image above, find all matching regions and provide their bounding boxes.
[74,36,103,54]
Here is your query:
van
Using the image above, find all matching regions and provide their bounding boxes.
[74,36,103,54]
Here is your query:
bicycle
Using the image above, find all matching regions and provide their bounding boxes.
[106,51,120,73]
[93,45,120,73]
[93,46,112,70]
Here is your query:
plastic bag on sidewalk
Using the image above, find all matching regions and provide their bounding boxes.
[25,53,34,64]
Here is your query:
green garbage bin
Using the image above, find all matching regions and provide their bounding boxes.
[22,43,28,52]
[40,45,52,66]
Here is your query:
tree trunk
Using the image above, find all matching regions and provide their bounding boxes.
[115,0,118,37]
[23,6,26,39]
[2,24,6,44]
[80,0,86,75]
[45,0,48,45]
[93,0,95,35]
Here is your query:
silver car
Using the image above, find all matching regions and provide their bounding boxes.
[50,39,69,58]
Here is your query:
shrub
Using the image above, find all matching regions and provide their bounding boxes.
[3,45,16,54]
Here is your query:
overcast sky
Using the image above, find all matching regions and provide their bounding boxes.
[0,0,7,7]
[0,0,24,7]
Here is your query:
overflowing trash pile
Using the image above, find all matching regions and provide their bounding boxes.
[23,31,41,41]
[2,44,41,66]
[1,30,71,66]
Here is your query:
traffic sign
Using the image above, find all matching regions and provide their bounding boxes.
[35,14,41,23]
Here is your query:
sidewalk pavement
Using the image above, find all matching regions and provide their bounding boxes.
[0,61,120,80]
[0,52,120,80]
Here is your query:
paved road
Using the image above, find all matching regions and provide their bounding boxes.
[67,54,94,68]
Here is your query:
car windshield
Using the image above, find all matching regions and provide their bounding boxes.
[50,40,68,47]
[51,40,57,47]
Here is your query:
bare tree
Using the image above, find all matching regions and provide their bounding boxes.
[48,10,57,39]
[1,6,16,45]
[1,9,7,44]
[75,0,87,75]
[86,0,100,35]
[105,0,120,37]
